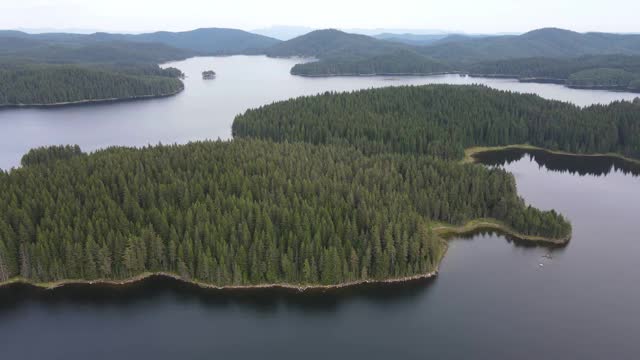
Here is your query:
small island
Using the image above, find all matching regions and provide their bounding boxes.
[202,70,216,80]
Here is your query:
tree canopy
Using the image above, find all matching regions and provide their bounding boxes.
[233,85,640,160]
[0,63,184,106]
[0,140,569,285]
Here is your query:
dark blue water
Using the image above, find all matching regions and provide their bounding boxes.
[1,57,639,359]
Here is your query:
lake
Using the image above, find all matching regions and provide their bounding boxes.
[0,56,639,359]
[1,55,638,170]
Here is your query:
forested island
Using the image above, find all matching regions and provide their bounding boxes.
[202,70,216,79]
[233,85,640,160]
[0,63,185,107]
[0,85,606,290]
[0,138,570,287]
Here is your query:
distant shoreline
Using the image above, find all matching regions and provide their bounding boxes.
[290,70,640,93]
[0,88,184,110]
[291,71,462,78]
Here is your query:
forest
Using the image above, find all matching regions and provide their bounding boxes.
[468,55,640,91]
[291,50,451,76]
[0,140,570,285]
[233,85,640,160]
[269,29,640,88]
[0,63,184,106]
[0,31,193,106]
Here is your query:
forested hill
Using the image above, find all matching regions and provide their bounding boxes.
[468,55,640,92]
[0,36,195,64]
[420,28,640,63]
[0,140,569,285]
[112,28,281,55]
[0,31,192,106]
[0,28,280,57]
[0,63,184,106]
[266,29,448,76]
[265,29,409,59]
[261,28,640,79]
[233,85,640,160]
[291,49,451,76]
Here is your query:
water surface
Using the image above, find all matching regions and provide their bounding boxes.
[1,57,639,359]
[1,55,638,169]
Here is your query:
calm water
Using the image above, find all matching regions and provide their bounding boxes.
[1,55,638,169]
[1,57,640,359]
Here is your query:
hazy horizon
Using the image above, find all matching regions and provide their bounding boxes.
[2,0,638,35]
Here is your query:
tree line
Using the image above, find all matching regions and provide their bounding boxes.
[292,50,451,76]
[468,55,640,91]
[233,85,640,160]
[0,140,569,284]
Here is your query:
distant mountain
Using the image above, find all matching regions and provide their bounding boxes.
[373,33,448,46]
[0,28,281,61]
[345,28,453,36]
[252,26,314,41]
[96,28,281,55]
[265,29,410,60]
[0,34,195,64]
[420,28,640,63]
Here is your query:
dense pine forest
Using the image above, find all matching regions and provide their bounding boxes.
[468,55,640,91]
[0,63,184,106]
[291,50,451,76]
[0,140,570,285]
[0,31,193,106]
[233,85,640,160]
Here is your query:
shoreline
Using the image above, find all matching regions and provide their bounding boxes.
[433,218,571,246]
[290,71,461,78]
[290,69,640,94]
[0,88,184,110]
[0,270,439,293]
[462,144,640,166]
[0,213,572,294]
[0,237,451,293]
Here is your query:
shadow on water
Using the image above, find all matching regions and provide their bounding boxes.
[473,148,640,177]
[0,274,437,316]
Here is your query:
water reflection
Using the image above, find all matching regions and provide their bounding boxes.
[473,148,640,177]
[0,275,436,316]
[449,228,570,250]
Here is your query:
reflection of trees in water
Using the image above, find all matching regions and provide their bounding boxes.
[0,275,436,316]
[474,149,640,177]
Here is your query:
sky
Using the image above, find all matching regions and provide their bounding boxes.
[2,0,639,34]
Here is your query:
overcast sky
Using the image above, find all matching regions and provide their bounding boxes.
[3,0,639,34]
